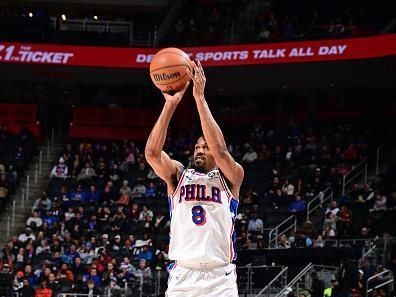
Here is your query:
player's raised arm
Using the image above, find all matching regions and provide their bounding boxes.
[187,62,244,196]
[144,84,189,189]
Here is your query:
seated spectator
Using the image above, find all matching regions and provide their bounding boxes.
[18,227,36,243]
[35,279,52,297]
[69,184,87,205]
[371,193,387,211]
[139,205,154,224]
[116,193,130,206]
[278,234,291,248]
[131,178,146,198]
[145,182,157,198]
[288,192,306,222]
[103,277,121,297]
[133,259,152,281]
[50,157,68,179]
[242,146,258,164]
[138,245,153,262]
[32,192,52,213]
[247,212,264,234]
[86,185,100,204]
[26,210,43,229]
[83,279,102,295]
[77,162,96,181]
[322,223,336,239]
[313,235,325,248]
[119,180,132,196]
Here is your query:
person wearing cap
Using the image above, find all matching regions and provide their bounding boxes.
[50,157,68,179]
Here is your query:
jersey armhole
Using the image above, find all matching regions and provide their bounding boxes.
[219,171,238,201]
[170,168,188,199]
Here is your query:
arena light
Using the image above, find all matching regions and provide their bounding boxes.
[61,14,67,21]
[28,12,33,18]
[93,15,98,20]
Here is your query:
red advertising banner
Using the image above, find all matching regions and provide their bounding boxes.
[0,34,395,68]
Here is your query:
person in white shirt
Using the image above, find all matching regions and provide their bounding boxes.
[26,210,43,228]
[248,212,264,233]
[50,157,68,179]
[18,227,36,243]
[242,146,258,164]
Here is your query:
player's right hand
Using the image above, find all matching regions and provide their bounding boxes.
[162,80,190,105]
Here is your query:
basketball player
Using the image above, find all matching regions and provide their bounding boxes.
[145,61,244,297]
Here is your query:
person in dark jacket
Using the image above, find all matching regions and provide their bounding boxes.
[21,278,35,297]
[310,271,325,297]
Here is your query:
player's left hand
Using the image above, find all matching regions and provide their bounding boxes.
[187,61,206,100]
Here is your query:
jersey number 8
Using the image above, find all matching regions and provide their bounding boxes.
[191,205,206,226]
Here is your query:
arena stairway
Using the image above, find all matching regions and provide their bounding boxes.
[0,135,66,247]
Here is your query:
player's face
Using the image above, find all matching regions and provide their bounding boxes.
[194,137,215,171]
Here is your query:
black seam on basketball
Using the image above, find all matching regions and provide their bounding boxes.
[150,64,191,73]
[154,51,191,63]
[152,73,189,85]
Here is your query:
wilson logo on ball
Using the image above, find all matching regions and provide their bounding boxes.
[152,72,181,82]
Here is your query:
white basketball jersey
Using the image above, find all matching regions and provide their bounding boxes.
[168,168,238,265]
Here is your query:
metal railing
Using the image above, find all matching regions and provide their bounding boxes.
[342,158,368,195]
[254,266,288,297]
[306,187,333,221]
[238,265,286,295]
[376,140,396,176]
[366,269,394,297]
[268,215,297,248]
[275,263,313,297]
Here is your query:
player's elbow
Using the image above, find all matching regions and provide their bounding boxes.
[144,147,159,162]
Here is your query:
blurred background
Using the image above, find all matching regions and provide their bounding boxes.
[0,0,395,296]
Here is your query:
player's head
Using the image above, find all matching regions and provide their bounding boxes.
[193,136,216,172]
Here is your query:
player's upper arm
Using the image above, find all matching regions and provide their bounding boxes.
[213,149,244,193]
[145,150,183,185]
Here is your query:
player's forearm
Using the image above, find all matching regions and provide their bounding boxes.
[195,96,227,153]
[145,101,177,157]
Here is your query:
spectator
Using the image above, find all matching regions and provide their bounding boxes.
[18,227,36,243]
[119,180,132,196]
[288,192,306,222]
[248,212,264,234]
[145,182,157,198]
[103,277,121,297]
[310,271,325,297]
[133,259,152,281]
[26,210,43,229]
[32,192,52,212]
[139,205,154,223]
[371,193,387,211]
[34,280,52,297]
[77,162,96,181]
[83,279,102,295]
[131,178,146,198]
[242,146,258,164]
[137,245,153,262]
[21,278,35,297]
[50,157,68,179]
[278,234,291,248]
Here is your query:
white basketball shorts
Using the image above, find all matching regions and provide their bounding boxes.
[166,262,238,297]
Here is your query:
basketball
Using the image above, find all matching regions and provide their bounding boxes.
[149,47,192,93]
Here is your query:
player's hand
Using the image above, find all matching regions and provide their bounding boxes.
[162,80,190,105]
[187,61,206,100]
